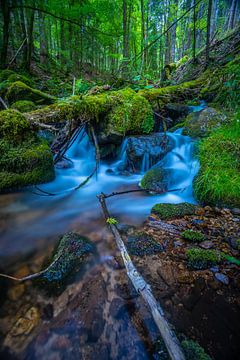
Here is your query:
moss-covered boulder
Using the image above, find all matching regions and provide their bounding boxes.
[182,107,226,138]
[11,100,37,113]
[7,73,33,87]
[6,81,56,105]
[151,202,198,219]
[194,115,240,206]
[140,167,171,192]
[127,231,163,256]
[186,248,221,270]
[0,110,55,192]
[0,109,33,143]
[39,232,94,290]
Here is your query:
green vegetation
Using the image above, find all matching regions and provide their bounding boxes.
[11,100,37,113]
[6,81,56,105]
[151,203,198,220]
[186,248,221,270]
[0,109,33,143]
[181,230,205,243]
[0,110,54,192]
[194,115,240,207]
[140,167,169,192]
[182,340,212,360]
[106,217,118,225]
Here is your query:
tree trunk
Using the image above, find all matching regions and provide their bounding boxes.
[205,0,213,66]
[228,0,237,30]
[0,0,11,68]
[193,0,196,61]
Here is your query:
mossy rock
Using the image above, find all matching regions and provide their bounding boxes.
[182,340,212,360]
[6,81,56,105]
[0,138,55,192]
[140,167,171,192]
[11,100,36,113]
[151,202,198,220]
[127,231,163,257]
[106,88,154,136]
[0,69,15,82]
[39,232,94,291]
[181,230,205,242]
[7,73,33,87]
[182,107,226,138]
[194,115,240,207]
[186,248,221,270]
[0,109,32,143]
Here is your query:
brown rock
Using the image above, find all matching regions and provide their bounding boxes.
[10,307,40,336]
[7,284,25,301]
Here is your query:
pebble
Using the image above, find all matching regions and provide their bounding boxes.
[215,273,229,285]
[210,266,219,273]
[231,208,240,215]
[200,240,214,249]
[232,218,240,222]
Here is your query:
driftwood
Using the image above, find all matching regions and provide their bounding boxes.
[147,220,180,235]
[97,192,185,360]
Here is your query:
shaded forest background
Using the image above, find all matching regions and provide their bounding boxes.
[0,0,240,81]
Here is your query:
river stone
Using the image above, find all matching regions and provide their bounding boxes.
[182,107,226,138]
[200,240,214,249]
[119,133,173,172]
[215,273,229,285]
[40,232,94,289]
[164,103,190,120]
[127,231,163,256]
[140,166,172,193]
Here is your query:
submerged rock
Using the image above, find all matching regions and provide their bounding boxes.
[39,232,94,289]
[182,107,226,138]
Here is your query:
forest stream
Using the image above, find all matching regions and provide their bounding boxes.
[0,103,204,358]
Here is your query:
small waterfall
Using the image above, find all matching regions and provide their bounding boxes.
[141,153,150,173]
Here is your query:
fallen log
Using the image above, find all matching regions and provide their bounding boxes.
[97,192,185,360]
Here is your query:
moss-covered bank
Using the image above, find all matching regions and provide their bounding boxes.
[193,113,240,207]
[0,110,54,192]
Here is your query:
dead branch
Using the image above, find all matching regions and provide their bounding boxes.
[0,97,8,109]
[0,254,62,282]
[97,192,185,360]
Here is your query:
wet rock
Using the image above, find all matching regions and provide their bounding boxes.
[215,273,229,285]
[200,241,214,249]
[121,133,172,172]
[227,237,239,250]
[114,282,139,300]
[140,166,172,192]
[109,298,126,318]
[157,261,176,286]
[42,304,54,320]
[85,307,105,342]
[164,103,190,120]
[117,223,136,235]
[39,232,94,289]
[55,158,73,169]
[210,266,219,273]
[52,335,71,350]
[231,208,240,215]
[9,307,40,337]
[182,278,205,310]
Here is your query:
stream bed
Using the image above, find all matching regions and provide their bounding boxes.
[1,102,240,360]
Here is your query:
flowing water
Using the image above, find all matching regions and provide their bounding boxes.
[0,103,205,359]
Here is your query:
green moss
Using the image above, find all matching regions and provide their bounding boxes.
[182,107,226,138]
[7,73,33,87]
[0,138,55,192]
[0,69,15,82]
[0,109,32,143]
[138,79,204,105]
[182,340,212,360]
[200,55,240,110]
[6,81,56,105]
[194,114,240,206]
[181,230,205,242]
[140,167,169,192]
[151,202,198,219]
[38,232,94,292]
[186,248,221,270]
[11,100,36,113]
